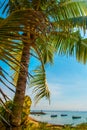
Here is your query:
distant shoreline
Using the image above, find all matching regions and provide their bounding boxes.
[31,110,87,112]
[30,110,87,126]
[30,111,46,115]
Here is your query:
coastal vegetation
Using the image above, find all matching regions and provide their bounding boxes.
[1,0,87,129]
[1,118,87,130]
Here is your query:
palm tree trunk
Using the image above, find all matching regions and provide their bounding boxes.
[11,41,30,128]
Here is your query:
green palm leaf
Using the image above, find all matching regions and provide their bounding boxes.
[30,66,50,104]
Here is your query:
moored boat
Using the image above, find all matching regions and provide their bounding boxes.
[72,116,81,119]
[61,114,67,117]
[51,114,57,117]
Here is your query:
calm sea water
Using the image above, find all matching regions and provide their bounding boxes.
[30,110,87,126]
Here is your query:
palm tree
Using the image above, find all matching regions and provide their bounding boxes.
[1,0,87,129]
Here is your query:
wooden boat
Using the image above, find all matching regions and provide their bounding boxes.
[61,114,67,117]
[51,114,57,117]
[72,116,81,119]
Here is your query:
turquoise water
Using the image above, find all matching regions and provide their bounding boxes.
[30,111,87,126]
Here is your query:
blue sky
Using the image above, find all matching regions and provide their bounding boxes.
[1,51,87,111]
[27,55,87,111]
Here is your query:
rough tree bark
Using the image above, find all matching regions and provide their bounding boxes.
[11,39,30,129]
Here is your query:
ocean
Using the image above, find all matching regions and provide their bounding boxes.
[30,110,87,126]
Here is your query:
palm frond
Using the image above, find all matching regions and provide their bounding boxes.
[0,8,49,83]
[50,30,87,64]
[46,1,87,20]
[75,38,87,64]
[0,67,15,93]
[30,66,50,104]
[1,0,87,106]
[34,38,55,64]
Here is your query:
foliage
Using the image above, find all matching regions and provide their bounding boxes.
[22,122,87,130]
[22,96,32,123]
[0,95,32,127]
[30,66,50,104]
[1,0,87,127]
[0,100,13,128]
[0,0,87,105]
